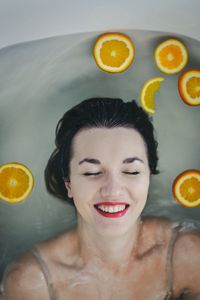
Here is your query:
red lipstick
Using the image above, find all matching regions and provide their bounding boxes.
[94,202,129,218]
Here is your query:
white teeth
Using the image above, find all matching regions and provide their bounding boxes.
[110,206,114,213]
[96,204,126,213]
[105,206,109,212]
[113,206,118,213]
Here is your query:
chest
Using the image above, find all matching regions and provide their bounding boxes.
[52,252,170,300]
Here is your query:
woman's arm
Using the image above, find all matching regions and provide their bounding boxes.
[172,230,200,299]
[2,252,50,300]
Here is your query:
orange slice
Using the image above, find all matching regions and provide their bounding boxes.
[178,69,200,106]
[172,170,200,208]
[154,39,188,74]
[0,162,34,203]
[93,32,135,73]
[140,77,165,114]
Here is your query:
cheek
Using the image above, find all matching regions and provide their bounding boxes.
[130,176,150,200]
[70,176,97,203]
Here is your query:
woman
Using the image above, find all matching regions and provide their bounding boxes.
[2,98,200,299]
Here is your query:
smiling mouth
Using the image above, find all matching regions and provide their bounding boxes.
[94,202,130,218]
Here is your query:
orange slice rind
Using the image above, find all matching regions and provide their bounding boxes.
[0,162,34,204]
[93,32,135,73]
[172,169,200,208]
[154,38,188,74]
[140,77,165,114]
[178,69,200,106]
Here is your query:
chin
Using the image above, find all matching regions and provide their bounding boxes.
[93,215,141,238]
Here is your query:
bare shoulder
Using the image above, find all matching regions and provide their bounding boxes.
[2,229,79,300]
[141,217,200,297]
[2,251,51,300]
[173,226,200,297]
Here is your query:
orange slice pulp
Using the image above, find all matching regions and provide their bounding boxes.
[154,38,188,74]
[0,162,34,203]
[178,69,200,106]
[172,169,200,208]
[140,77,165,114]
[93,32,135,73]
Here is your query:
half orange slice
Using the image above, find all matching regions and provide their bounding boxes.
[154,38,188,74]
[178,69,200,106]
[140,77,165,114]
[0,162,34,203]
[93,32,135,73]
[172,169,200,208]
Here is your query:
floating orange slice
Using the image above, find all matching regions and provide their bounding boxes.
[140,77,165,114]
[93,32,135,73]
[154,39,188,74]
[172,170,200,208]
[0,162,34,203]
[178,69,200,106]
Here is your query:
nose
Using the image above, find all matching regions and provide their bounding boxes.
[100,173,124,198]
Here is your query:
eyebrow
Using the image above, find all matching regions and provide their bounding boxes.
[123,157,144,164]
[79,158,100,165]
[78,157,144,165]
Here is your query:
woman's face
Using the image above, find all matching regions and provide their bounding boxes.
[65,127,150,236]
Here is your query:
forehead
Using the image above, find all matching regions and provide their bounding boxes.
[71,127,147,160]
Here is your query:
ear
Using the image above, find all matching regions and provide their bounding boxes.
[64,179,73,198]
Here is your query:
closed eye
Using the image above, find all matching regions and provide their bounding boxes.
[83,172,140,176]
[83,172,102,176]
[123,171,140,175]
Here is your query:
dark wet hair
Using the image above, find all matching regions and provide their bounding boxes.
[45,97,159,203]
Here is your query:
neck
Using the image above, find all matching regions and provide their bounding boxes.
[77,216,142,270]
